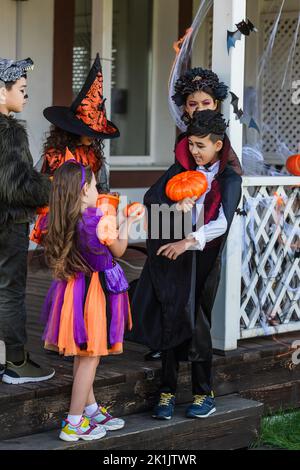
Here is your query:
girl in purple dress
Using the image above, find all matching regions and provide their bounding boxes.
[42,158,142,442]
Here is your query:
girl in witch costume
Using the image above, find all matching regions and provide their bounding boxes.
[131,110,242,419]
[42,157,142,442]
[143,67,242,363]
[173,67,242,176]
[31,54,118,245]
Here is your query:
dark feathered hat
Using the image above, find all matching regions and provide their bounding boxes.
[172,67,229,107]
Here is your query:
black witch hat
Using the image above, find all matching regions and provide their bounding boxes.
[43,54,119,139]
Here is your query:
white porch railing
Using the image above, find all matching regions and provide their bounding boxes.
[240,176,300,339]
[212,175,300,352]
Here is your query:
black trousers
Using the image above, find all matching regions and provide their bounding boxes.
[0,223,29,362]
[159,247,219,396]
[160,346,212,395]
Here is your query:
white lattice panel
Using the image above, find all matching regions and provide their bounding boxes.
[240,179,300,338]
[260,12,300,158]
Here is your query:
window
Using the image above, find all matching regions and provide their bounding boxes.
[110,0,153,157]
[73,0,92,96]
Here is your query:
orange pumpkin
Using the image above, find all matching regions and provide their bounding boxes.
[30,212,49,244]
[286,154,300,176]
[97,193,120,216]
[165,171,208,202]
[123,202,145,218]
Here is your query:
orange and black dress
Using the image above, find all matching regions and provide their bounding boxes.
[41,146,101,177]
[41,207,132,357]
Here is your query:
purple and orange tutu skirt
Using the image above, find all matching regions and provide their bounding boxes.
[42,271,132,357]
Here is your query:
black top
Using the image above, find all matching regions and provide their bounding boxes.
[0,113,50,225]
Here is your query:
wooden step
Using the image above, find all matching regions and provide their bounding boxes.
[0,356,190,441]
[241,379,300,413]
[1,332,300,441]
[2,264,296,443]
[0,395,263,450]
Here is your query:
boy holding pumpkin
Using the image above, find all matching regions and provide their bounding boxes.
[131,109,242,419]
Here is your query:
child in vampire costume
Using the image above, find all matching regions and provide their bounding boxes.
[0,58,54,383]
[131,110,242,419]
[142,67,243,363]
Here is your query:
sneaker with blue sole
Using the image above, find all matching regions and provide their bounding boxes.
[186,392,216,418]
[152,393,176,420]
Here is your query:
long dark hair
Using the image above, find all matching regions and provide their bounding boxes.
[43,126,105,164]
[44,163,93,281]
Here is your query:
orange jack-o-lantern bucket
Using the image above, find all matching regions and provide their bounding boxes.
[96,193,120,216]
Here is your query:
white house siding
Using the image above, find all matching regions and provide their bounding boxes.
[0,0,54,165]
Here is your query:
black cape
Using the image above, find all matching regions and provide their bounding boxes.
[130,136,242,359]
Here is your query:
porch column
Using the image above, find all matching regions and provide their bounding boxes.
[53,0,75,106]
[211,0,246,352]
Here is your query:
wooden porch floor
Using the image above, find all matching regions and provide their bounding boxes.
[0,248,300,448]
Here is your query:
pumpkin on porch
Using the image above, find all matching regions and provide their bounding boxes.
[286,154,300,176]
[165,170,208,202]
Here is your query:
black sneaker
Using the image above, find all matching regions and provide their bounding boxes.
[2,352,55,385]
[144,350,162,361]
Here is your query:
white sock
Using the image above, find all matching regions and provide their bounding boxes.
[85,402,99,417]
[67,414,82,426]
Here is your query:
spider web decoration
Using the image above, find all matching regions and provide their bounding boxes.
[168,0,213,131]
[260,12,300,161]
